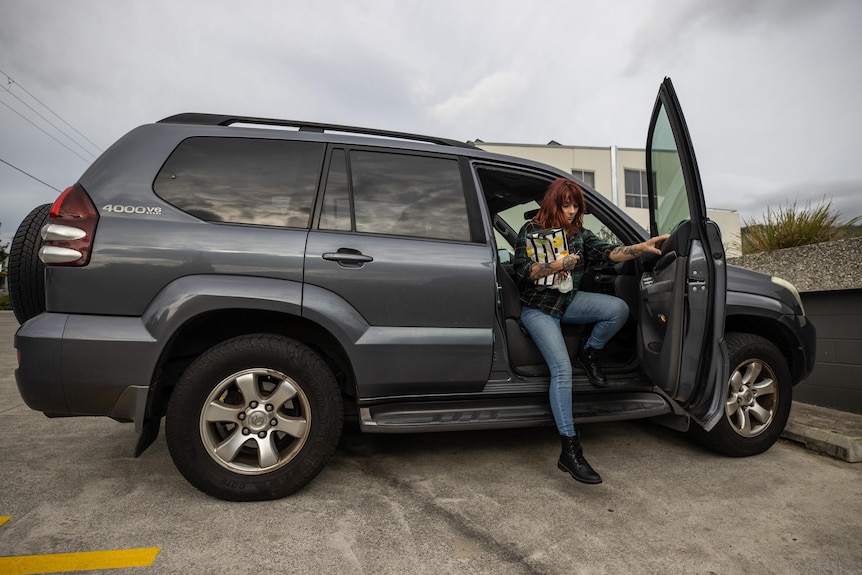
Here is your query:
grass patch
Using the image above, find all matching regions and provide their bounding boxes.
[741,199,861,255]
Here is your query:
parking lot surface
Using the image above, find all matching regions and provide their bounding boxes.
[1,310,861,574]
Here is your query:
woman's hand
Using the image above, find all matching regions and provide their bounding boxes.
[559,253,579,271]
[642,233,670,255]
[608,234,670,262]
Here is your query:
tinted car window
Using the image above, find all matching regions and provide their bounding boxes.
[154,137,324,227]
[349,150,470,242]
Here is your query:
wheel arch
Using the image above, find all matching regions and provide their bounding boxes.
[136,275,359,427]
[148,308,355,420]
[724,308,808,386]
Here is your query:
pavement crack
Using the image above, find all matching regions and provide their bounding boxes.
[339,442,554,575]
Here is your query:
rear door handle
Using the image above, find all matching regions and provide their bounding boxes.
[322,248,374,267]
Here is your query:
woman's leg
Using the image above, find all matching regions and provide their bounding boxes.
[521,306,603,484]
[561,291,630,350]
[519,307,574,436]
[561,291,630,386]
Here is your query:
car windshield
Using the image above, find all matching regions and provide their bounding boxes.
[650,102,691,236]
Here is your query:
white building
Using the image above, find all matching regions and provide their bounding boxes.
[474,142,741,257]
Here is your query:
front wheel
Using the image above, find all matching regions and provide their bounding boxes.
[690,332,792,457]
[165,334,343,501]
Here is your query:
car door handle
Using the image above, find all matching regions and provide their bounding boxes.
[322,249,374,266]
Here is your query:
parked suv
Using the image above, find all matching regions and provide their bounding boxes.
[12,78,816,501]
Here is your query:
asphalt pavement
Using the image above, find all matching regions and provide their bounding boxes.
[1,310,861,575]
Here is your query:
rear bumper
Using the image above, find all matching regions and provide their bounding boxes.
[15,312,159,426]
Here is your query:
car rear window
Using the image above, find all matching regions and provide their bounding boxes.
[154,137,325,227]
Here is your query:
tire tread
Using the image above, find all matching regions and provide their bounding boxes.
[9,203,51,324]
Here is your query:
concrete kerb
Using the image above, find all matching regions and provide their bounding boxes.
[781,401,862,463]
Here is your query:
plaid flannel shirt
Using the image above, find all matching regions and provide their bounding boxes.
[514,221,617,316]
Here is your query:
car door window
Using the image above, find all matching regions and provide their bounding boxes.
[650,106,690,235]
[347,150,471,242]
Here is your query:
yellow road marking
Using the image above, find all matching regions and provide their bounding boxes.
[1,517,160,574]
[0,548,160,574]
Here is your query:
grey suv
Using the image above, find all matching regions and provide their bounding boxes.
[12,78,816,501]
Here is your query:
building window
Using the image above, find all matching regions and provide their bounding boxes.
[571,169,595,188]
[624,169,650,209]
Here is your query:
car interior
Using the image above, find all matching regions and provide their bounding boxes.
[475,165,652,389]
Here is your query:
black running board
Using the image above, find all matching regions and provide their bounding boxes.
[358,392,673,433]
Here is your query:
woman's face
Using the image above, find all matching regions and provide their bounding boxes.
[561,201,579,223]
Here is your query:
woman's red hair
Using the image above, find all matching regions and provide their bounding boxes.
[533,178,585,236]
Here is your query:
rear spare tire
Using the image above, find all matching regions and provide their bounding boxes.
[9,203,50,324]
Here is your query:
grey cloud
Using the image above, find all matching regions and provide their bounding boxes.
[2,0,861,248]
[734,178,862,224]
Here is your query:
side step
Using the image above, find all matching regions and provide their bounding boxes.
[358,392,672,433]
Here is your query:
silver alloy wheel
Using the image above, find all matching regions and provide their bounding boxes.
[199,368,311,475]
[725,358,778,438]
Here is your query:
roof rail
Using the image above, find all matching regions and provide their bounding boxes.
[157,113,475,149]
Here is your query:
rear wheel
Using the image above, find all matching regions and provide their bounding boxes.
[165,334,343,501]
[690,332,792,457]
[9,204,50,324]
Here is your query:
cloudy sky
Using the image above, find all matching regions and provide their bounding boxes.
[1,0,860,247]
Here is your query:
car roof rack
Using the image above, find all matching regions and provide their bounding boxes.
[157,113,475,149]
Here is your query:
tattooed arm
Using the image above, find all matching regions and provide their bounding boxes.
[527,253,579,280]
[607,234,670,263]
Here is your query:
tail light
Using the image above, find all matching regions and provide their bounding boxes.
[39,184,99,266]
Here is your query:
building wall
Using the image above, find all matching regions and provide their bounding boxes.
[477,142,742,257]
[796,290,862,414]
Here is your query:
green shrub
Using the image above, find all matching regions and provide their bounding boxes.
[741,199,860,255]
[0,293,11,311]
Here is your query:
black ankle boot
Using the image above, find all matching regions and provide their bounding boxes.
[578,346,608,387]
[558,435,603,484]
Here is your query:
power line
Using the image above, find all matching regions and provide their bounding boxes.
[0,97,94,164]
[0,156,62,193]
[1,80,98,161]
[0,67,102,156]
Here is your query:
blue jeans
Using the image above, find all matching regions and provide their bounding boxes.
[520,291,629,436]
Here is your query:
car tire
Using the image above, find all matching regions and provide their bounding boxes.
[165,334,343,501]
[9,203,51,324]
[690,332,792,457]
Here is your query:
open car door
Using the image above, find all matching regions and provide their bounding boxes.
[638,77,728,430]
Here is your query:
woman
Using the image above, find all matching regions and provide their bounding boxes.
[514,178,668,484]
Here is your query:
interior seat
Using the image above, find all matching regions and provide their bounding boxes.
[497,264,583,376]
